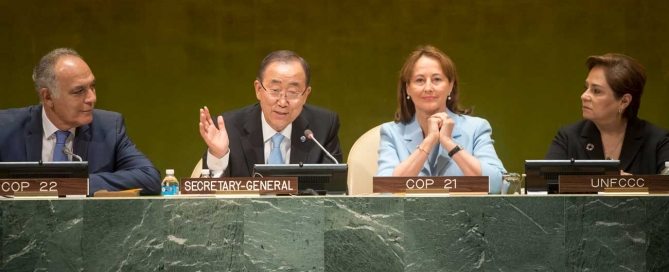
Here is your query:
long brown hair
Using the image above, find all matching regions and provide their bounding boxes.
[394,45,469,123]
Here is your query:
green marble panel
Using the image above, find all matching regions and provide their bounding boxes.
[0,204,2,268]
[164,198,247,272]
[404,196,565,271]
[0,202,3,268]
[565,197,647,272]
[487,196,566,271]
[1,196,669,271]
[324,197,405,272]
[1,200,83,272]
[644,197,669,271]
[82,199,164,271]
[243,198,325,272]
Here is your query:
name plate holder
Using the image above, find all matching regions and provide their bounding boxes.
[405,188,451,194]
[180,177,298,195]
[215,190,260,197]
[0,178,88,197]
[600,187,649,195]
[373,176,489,194]
[559,175,669,194]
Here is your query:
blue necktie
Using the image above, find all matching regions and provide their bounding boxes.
[53,130,71,161]
[268,133,285,164]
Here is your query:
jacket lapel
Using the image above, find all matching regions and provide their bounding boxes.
[403,118,431,174]
[74,124,91,161]
[241,107,264,172]
[403,118,423,156]
[25,105,43,161]
[619,118,644,171]
[580,121,603,159]
[290,113,309,164]
[434,111,461,175]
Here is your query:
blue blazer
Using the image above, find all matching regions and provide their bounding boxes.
[377,110,506,194]
[0,105,161,195]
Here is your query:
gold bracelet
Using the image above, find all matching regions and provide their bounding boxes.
[417,146,429,155]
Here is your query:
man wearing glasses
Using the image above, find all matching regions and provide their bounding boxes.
[198,50,343,177]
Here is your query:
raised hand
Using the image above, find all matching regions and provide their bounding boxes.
[198,106,229,158]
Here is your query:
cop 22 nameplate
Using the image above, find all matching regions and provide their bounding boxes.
[559,175,669,194]
[373,176,489,193]
[0,178,88,196]
[180,177,298,194]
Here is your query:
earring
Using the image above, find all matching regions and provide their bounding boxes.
[447,95,451,101]
[618,108,622,114]
[406,95,410,100]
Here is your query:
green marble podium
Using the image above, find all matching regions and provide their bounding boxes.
[1,196,668,271]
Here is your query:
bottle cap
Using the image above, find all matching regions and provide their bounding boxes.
[166,169,175,175]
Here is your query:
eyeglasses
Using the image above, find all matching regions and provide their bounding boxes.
[259,82,308,101]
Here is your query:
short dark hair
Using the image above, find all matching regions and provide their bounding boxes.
[256,50,311,85]
[395,45,469,123]
[32,48,82,95]
[586,53,646,119]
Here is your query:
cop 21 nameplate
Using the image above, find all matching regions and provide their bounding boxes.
[373,176,489,193]
[180,177,298,194]
[559,175,669,194]
[0,178,88,196]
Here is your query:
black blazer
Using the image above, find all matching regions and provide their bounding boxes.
[203,103,343,176]
[545,117,669,174]
[0,105,162,194]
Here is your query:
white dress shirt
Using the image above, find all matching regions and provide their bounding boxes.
[207,112,292,177]
[41,108,76,162]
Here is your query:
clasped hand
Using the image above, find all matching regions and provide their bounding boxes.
[425,112,457,151]
[198,106,230,158]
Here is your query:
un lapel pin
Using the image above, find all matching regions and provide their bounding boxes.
[586,143,595,151]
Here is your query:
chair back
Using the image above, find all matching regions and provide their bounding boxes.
[191,159,203,178]
[346,125,382,195]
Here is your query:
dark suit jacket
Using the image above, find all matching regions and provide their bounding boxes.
[0,105,161,195]
[545,117,669,174]
[203,103,343,176]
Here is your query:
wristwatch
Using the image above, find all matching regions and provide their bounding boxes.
[448,144,464,157]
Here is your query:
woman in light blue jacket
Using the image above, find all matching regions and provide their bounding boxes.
[376,45,506,194]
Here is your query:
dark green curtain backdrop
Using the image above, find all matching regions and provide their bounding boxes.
[1,1,668,177]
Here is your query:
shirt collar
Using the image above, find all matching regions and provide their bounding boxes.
[260,112,292,143]
[42,107,76,139]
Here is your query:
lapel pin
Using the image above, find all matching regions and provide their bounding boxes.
[300,136,307,143]
[586,143,594,151]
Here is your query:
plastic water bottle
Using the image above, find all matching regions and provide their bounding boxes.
[162,169,179,196]
[661,162,669,175]
[200,169,211,178]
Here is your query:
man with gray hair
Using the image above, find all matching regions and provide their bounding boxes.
[0,48,161,195]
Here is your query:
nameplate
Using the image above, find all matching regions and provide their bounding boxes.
[373,176,489,194]
[559,175,669,194]
[0,178,88,196]
[180,177,298,194]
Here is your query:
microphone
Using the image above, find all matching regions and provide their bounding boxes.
[304,129,339,164]
[63,147,83,162]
